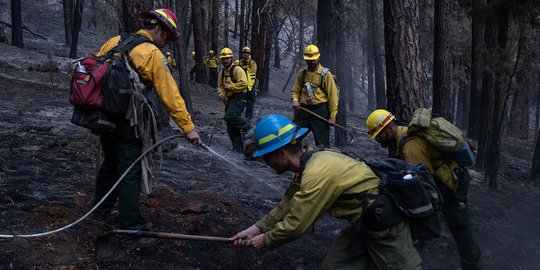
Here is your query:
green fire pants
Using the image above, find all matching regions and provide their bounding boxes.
[293,103,330,147]
[224,97,250,152]
[322,221,422,269]
[436,170,483,270]
[93,120,145,231]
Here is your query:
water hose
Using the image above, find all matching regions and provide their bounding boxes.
[0,134,185,238]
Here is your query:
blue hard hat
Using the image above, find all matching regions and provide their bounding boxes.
[252,114,308,157]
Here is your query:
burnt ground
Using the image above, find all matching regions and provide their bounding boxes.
[0,1,540,269]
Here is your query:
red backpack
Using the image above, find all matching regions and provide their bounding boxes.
[69,34,150,134]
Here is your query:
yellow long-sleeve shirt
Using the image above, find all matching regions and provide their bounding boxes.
[240,57,257,90]
[204,56,219,68]
[255,151,380,249]
[97,29,195,134]
[217,65,248,97]
[291,64,339,119]
[395,126,459,191]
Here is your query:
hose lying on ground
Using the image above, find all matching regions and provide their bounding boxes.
[0,135,184,238]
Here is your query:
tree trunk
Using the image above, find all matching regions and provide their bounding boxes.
[507,19,534,140]
[298,3,304,61]
[122,0,148,33]
[432,0,452,120]
[318,0,347,146]
[369,0,385,109]
[366,0,375,112]
[63,0,72,46]
[68,0,84,58]
[210,0,219,53]
[272,3,281,69]
[532,130,540,185]
[234,0,238,39]
[239,0,246,51]
[176,1,193,112]
[11,0,23,48]
[224,0,229,48]
[250,0,268,93]
[483,7,510,190]
[191,0,208,84]
[383,0,426,121]
[468,0,486,140]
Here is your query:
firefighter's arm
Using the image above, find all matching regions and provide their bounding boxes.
[291,71,303,103]
[217,71,226,98]
[324,71,339,119]
[137,47,195,134]
[228,66,248,93]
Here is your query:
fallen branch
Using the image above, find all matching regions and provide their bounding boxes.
[0,20,48,40]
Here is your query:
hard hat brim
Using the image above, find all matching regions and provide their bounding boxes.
[252,127,309,157]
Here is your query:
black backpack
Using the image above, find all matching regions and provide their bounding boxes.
[69,33,150,134]
[300,148,443,241]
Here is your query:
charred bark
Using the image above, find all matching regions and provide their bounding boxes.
[383,0,426,121]
[191,0,208,84]
[433,0,453,120]
[68,0,84,58]
[468,0,486,140]
[532,131,540,185]
[210,0,219,53]
[250,0,268,93]
[11,0,23,48]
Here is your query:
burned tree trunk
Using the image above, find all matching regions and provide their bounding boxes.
[432,0,452,120]
[210,0,219,53]
[121,0,149,32]
[176,1,193,112]
[239,0,246,50]
[68,0,84,58]
[11,0,23,48]
[532,130,540,185]
[369,0,385,109]
[383,0,426,121]
[224,0,230,48]
[191,0,208,84]
[250,0,268,93]
[63,0,72,46]
[468,0,486,140]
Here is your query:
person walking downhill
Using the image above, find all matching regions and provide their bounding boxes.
[365,109,483,270]
[217,47,252,152]
[239,46,258,121]
[204,50,219,88]
[93,8,201,249]
[291,44,339,148]
[232,114,422,270]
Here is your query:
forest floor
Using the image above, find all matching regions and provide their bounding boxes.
[0,0,539,269]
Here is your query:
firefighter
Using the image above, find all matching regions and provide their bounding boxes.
[366,109,483,270]
[291,44,339,148]
[232,114,421,269]
[239,47,258,121]
[217,47,252,152]
[204,50,219,88]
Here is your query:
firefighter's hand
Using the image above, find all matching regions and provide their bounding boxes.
[223,82,230,90]
[327,118,336,126]
[231,224,261,246]
[185,130,202,145]
[292,100,300,111]
[249,234,265,249]
[219,94,227,103]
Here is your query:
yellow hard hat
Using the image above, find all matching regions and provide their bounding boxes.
[365,109,395,140]
[191,51,195,56]
[209,50,214,55]
[242,47,251,53]
[219,47,234,58]
[303,44,320,60]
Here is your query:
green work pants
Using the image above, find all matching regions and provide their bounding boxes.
[293,103,330,147]
[208,67,218,88]
[94,120,145,231]
[224,97,250,152]
[436,170,483,270]
[322,221,422,269]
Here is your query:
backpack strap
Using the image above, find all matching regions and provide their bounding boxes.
[101,33,151,60]
[301,67,331,96]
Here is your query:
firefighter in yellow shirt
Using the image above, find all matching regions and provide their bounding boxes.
[204,50,219,87]
[239,47,258,121]
[291,44,339,147]
[231,114,421,269]
[217,47,252,152]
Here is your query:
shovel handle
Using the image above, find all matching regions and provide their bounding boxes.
[111,229,231,242]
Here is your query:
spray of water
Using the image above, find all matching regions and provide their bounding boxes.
[199,143,282,191]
